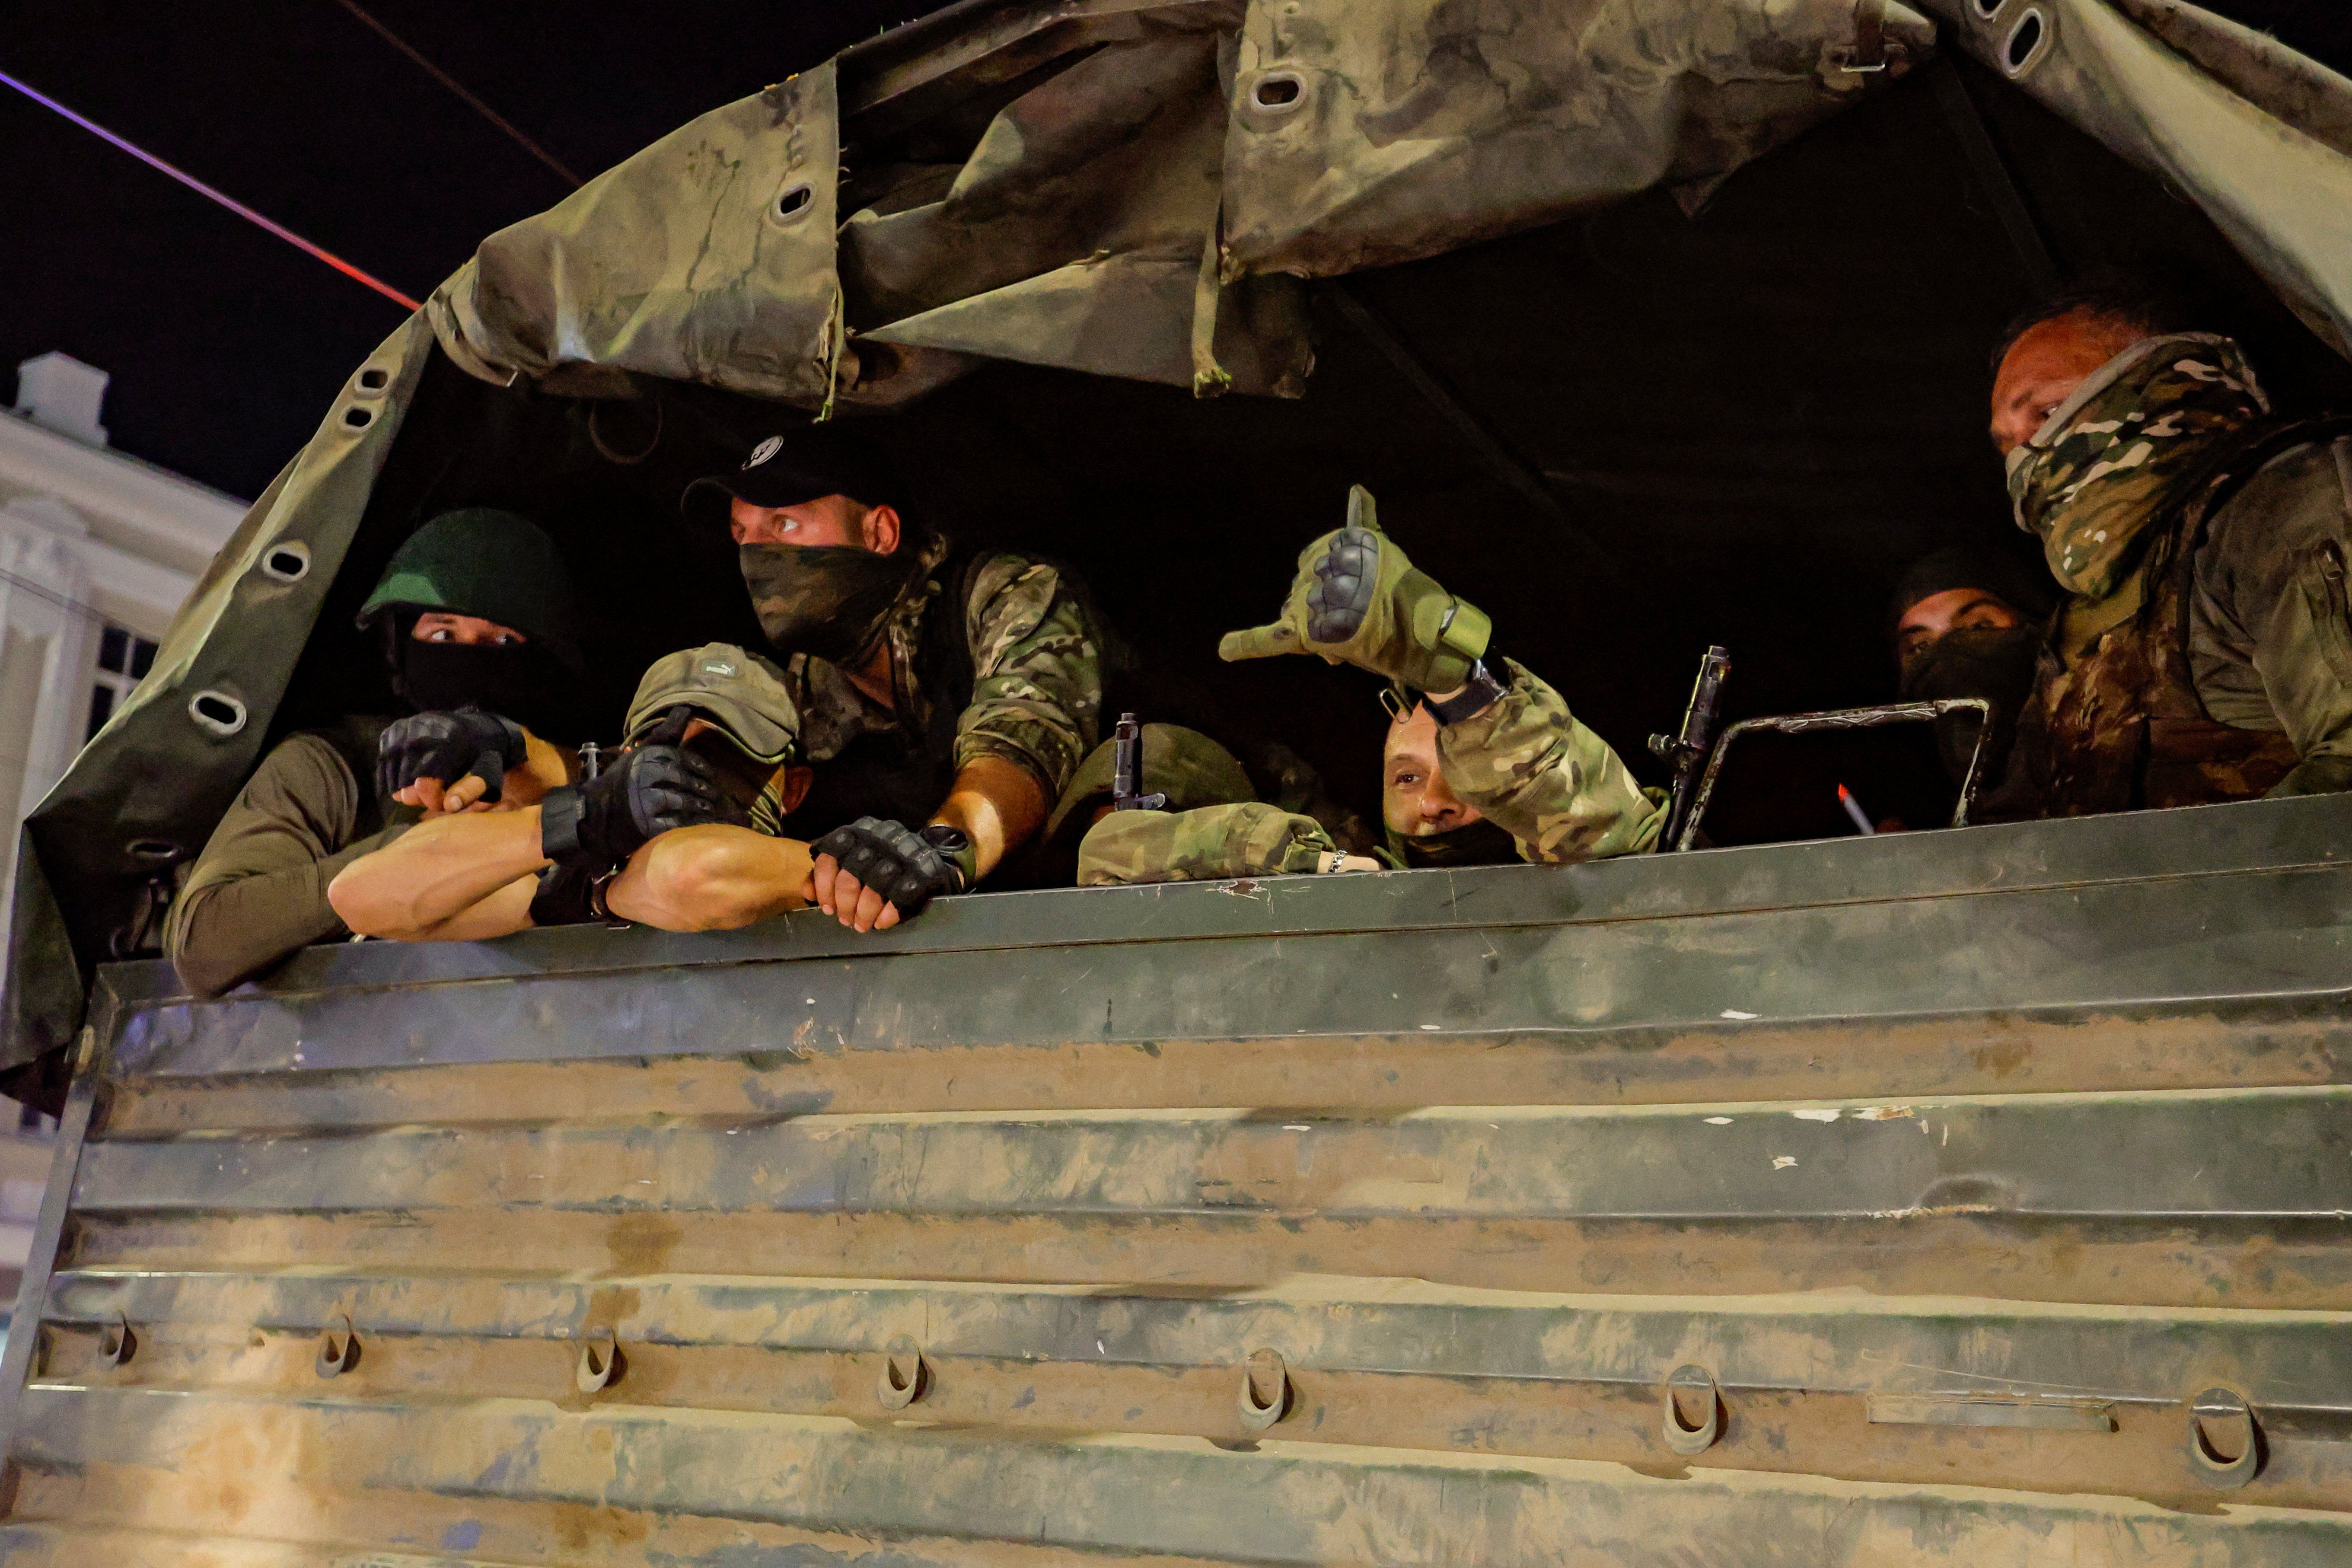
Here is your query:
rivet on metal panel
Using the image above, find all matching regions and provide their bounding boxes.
[97,1313,137,1368]
[1238,1348,1290,1431]
[1662,1364,1722,1454]
[576,1327,622,1393]
[2187,1387,2263,1488]
[877,1334,927,1410]
[315,1313,360,1379]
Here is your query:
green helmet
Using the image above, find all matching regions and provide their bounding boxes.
[356,509,586,673]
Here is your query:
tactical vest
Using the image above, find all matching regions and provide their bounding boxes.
[2016,420,2349,816]
[780,545,991,841]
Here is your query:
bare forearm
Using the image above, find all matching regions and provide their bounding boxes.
[605,824,814,932]
[932,755,1049,881]
[393,875,541,943]
[328,809,550,937]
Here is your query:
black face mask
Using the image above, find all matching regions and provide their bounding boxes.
[739,543,926,665]
[398,639,585,741]
[1898,623,2043,786]
[1393,816,1522,869]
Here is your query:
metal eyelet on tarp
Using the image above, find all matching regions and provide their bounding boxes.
[316,1313,360,1379]
[876,1334,927,1410]
[188,689,248,738]
[257,540,311,583]
[576,1327,622,1393]
[1237,1348,1290,1431]
[1662,1364,1722,1454]
[1999,6,2053,77]
[2187,1386,2263,1488]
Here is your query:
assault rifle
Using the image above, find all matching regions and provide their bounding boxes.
[1648,645,1731,851]
[1111,711,1167,811]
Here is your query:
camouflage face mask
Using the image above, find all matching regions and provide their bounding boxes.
[739,543,926,666]
[2005,333,2267,599]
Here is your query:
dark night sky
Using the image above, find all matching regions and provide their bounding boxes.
[4,0,2349,504]
[1,0,911,500]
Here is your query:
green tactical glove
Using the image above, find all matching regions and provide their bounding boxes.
[1217,485,1491,693]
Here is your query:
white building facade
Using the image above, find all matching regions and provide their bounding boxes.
[0,355,243,1303]
[0,353,245,978]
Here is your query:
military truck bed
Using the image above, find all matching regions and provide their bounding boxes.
[3,796,2350,1564]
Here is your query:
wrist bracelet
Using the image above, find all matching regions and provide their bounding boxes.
[588,869,624,924]
[1423,658,1507,726]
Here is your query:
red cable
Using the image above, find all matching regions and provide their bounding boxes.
[1,66,423,312]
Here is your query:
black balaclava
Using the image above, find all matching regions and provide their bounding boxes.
[1888,545,2056,787]
[392,625,590,742]
[1899,624,2043,786]
[360,508,593,740]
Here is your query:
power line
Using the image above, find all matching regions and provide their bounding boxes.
[328,0,583,188]
[0,67,424,312]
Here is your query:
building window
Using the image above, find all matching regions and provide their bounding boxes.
[86,625,158,742]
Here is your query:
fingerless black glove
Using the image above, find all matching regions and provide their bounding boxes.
[539,744,741,872]
[378,708,526,804]
[810,818,972,918]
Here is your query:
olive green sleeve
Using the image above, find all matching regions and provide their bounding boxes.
[162,734,408,998]
[955,554,1103,800]
[2193,438,2352,797]
[1434,659,1665,861]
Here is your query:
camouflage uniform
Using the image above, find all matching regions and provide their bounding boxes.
[1080,660,1661,885]
[784,532,1102,822]
[1080,801,1348,886]
[1998,335,2352,813]
[1437,659,1664,861]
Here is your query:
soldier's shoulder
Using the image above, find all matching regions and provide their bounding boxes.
[2204,428,2352,568]
[964,549,1059,606]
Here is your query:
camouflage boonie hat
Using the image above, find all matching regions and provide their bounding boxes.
[1044,724,1256,845]
[1079,802,1345,887]
[624,644,800,764]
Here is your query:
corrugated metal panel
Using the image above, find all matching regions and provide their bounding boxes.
[6,794,2352,1563]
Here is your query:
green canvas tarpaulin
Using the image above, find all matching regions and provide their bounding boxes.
[11,0,2352,1074]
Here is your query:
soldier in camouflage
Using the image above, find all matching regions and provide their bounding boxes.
[674,426,1103,930]
[1986,281,2352,815]
[1081,487,1662,886]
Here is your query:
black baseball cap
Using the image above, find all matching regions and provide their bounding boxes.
[682,423,905,523]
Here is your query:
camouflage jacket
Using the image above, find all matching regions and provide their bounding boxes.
[788,535,1102,801]
[2005,421,2352,814]
[1078,658,1662,884]
[1439,659,1664,861]
[2187,424,2352,796]
[1079,801,1345,886]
